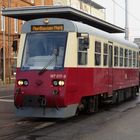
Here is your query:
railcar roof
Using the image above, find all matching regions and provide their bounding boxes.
[22,18,138,49]
[72,20,138,49]
[2,6,124,33]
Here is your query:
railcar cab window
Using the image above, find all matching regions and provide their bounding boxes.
[78,33,89,65]
[95,41,101,66]
[120,48,124,67]
[21,32,67,70]
[103,43,108,66]
[114,46,118,67]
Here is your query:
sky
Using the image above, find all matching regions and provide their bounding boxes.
[94,0,140,41]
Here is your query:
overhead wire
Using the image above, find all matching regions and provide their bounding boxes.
[112,0,140,24]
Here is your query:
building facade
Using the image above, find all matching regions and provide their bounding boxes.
[0,0,105,84]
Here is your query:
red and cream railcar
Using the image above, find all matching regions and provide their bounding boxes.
[14,18,139,118]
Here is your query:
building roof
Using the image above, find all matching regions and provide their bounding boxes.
[2,6,125,33]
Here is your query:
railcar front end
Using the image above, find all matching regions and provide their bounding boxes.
[14,18,86,118]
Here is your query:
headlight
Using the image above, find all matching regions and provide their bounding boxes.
[17,80,24,86]
[23,80,29,86]
[53,80,59,86]
[52,80,65,87]
[17,79,29,86]
[58,80,65,86]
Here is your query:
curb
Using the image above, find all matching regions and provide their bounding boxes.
[0,84,14,91]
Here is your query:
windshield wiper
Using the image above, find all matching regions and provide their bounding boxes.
[38,56,56,75]
[38,48,59,75]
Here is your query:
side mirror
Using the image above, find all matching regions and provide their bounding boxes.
[83,37,89,48]
[78,33,89,49]
[79,37,89,50]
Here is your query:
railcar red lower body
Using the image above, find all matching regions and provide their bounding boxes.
[14,67,139,118]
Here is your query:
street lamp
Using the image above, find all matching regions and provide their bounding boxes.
[125,0,129,40]
[8,0,11,83]
[112,0,116,24]
[2,6,6,84]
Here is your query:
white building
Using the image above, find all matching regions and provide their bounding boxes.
[53,0,106,20]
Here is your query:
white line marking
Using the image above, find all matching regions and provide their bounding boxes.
[0,95,13,99]
[0,99,14,102]
[33,122,55,131]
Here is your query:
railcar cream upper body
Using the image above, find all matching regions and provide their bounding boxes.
[17,18,139,69]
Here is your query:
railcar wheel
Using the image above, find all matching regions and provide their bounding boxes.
[76,96,99,115]
[76,99,85,115]
[124,88,131,100]
[86,96,99,113]
[131,87,137,99]
[116,90,125,104]
[112,91,118,104]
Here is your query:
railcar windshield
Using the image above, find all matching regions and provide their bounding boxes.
[21,32,67,70]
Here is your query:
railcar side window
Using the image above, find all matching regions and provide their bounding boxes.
[120,48,123,67]
[133,51,136,67]
[139,53,140,68]
[95,41,101,66]
[114,46,118,67]
[124,49,128,67]
[78,37,89,65]
[129,50,132,67]
[137,52,139,67]
[103,43,108,66]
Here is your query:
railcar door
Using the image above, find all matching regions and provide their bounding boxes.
[108,42,113,94]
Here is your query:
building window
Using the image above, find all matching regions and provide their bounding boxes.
[95,41,101,66]
[41,0,45,5]
[120,48,123,67]
[114,46,118,67]
[22,20,25,25]
[1,12,5,31]
[31,0,34,3]
[14,19,18,33]
[103,43,108,66]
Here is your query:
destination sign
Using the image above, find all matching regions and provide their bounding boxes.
[31,25,64,31]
